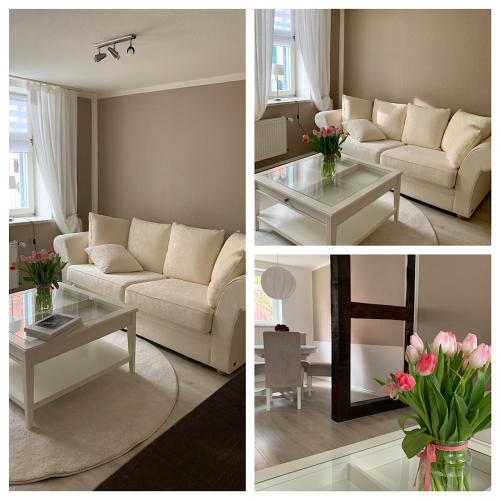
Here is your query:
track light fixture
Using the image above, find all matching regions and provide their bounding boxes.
[94,34,136,63]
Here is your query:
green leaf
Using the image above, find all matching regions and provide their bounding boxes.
[398,414,420,434]
[468,371,485,410]
[374,378,385,386]
[401,429,435,459]
[455,394,473,441]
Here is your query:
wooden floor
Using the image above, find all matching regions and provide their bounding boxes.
[12,341,233,491]
[255,379,411,471]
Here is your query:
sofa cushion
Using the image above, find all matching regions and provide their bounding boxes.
[67,264,163,302]
[441,110,491,152]
[342,119,386,142]
[163,223,225,285]
[125,279,213,333]
[85,244,143,274]
[127,218,171,273]
[372,99,407,141]
[401,103,451,150]
[342,94,372,121]
[89,212,130,247]
[446,125,483,168]
[381,145,457,188]
[341,136,404,164]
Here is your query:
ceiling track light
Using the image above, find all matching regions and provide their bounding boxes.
[93,34,136,63]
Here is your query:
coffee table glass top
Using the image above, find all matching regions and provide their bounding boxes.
[262,154,393,207]
[256,437,490,491]
[9,285,122,350]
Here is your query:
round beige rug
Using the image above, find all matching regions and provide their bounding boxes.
[10,331,178,484]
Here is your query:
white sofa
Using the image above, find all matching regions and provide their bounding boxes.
[54,215,245,374]
[315,95,491,218]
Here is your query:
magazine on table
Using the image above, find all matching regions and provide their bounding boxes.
[24,313,82,341]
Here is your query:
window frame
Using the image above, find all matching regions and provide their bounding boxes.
[269,9,296,99]
[9,88,35,218]
[254,267,283,327]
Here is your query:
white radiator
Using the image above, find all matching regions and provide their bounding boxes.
[9,241,20,290]
[255,116,287,161]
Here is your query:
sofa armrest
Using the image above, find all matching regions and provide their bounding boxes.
[315,109,342,129]
[210,275,245,374]
[53,232,89,282]
[453,138,491,218]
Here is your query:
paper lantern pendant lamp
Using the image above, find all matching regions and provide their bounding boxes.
[261,266,296,300]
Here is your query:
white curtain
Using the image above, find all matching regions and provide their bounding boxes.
[27,82,81,234]
[295,10,333,112]
[255,9,275,121]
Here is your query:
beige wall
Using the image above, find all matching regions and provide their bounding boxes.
[98,80,245,235]
[417,255,491,345]
[343,9,491,116]
[312,264,331,342]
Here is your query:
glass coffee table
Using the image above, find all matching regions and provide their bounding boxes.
[255,430,491,491]
[9,283,137,429]
[255,154,401,245]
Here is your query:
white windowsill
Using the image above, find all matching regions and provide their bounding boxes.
[9,216,55,227]
[267,96,312,106]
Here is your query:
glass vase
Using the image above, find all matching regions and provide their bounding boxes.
[416,441,471,491]
[321,154,337,178]
[35,285,53,313]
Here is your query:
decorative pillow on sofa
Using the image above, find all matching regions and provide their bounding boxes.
[445,125,483,168]
[163,223,225,285]
[401,103,451,150]
[89,212,130,247]
[342,119,386,142]
[372,99,407,141]
[342,94,373,121]
[85,244,143,274]
[127,218,171,273]
[207,232,246,308]
[441,110,491,152]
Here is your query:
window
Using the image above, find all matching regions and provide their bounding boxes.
[255,268,282,326]
[9,85,35,217]
[270,9,295,98]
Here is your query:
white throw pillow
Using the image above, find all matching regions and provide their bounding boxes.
[446,125,483,168]
[207,232,246,308]
[85,244,143,274]
[401,104,451,150]
[88,212,130,247]
[342,94,373,121]
[441,110,491,152]
[163,223,225,285]
[342,119,386,142]
[127,218,171,273]
[372,99,407,141]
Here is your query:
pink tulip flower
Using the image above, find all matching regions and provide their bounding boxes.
[312,129,319,136]
[395,372,416,391]
[383,382,398,400]
[467,344,490,369]
[461,333,478,356]
[431,331,458,357]
[410,333,425,354]
[416,353,437,376]
[405,345,420,364]
[9,262,16,270]
[301,134,309,144]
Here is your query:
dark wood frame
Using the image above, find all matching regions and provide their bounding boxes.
[330,255,416,422]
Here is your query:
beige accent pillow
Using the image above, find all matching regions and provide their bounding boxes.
[342,119,386,142]
[88,212,130,247]
[401,104,451,150]
[446,125,482,168]
[207,250,246,308]
[127,218,171,273]
[441,110,491,152]
[342,94,373,121]
[163,223,225,285]
[372,99,407,141]
[85,244,143,274]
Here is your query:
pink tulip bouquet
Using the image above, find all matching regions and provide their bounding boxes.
[12,250,66,289]
[376,331,491,491]
[301,126,348,178]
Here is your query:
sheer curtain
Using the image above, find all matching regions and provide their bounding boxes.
[295,10,333,112]
[27,82,82,234]
[255,9,275,121]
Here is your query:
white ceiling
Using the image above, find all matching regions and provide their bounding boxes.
[9,9,245,95]
[256,255,330,270]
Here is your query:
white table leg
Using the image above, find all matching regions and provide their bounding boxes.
[127,315,136,374]
[296,387,302,410]
[266,388,271,411]
[255,189,260,231]
[327,216,338,245]
[23,360,35,429]
[393,177,401,222]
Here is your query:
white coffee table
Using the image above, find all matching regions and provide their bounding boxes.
[255,153,402,245]
[255,429,491,491]
[9,283,137,429]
